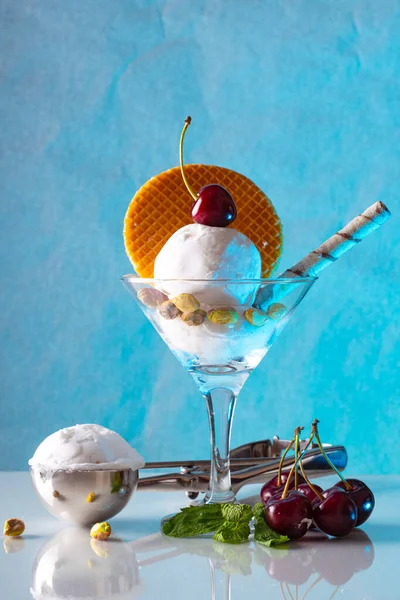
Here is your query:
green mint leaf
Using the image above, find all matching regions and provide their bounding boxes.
[180,504,223,518]
[253,503,289,547]
[213,521,251,544]
[221,503,252,523]
[111,472,122,493]
[162,504,224,538]
[253,502,265,519]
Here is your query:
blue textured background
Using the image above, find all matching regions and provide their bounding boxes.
[0,0,399,472]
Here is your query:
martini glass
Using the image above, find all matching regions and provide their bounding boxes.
[122,276,315,505]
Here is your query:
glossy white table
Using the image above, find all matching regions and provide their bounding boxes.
[1,473,398,600]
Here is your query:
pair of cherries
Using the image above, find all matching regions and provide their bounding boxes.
[180,117,237,227]
[261,472,374,539]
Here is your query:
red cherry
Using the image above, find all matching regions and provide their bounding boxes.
[261,484,285,505]
[312,488,358,537]
[265,490,313,540]
[297,482,324,503]
[260,472,306,505]
[334,478,375,526]
[191,184,237,227]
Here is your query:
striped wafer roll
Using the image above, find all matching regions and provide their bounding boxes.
[255,201,391,309]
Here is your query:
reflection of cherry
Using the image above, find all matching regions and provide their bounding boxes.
[312,530,375,585]
[264,548,314,585]
[351,529,375,572]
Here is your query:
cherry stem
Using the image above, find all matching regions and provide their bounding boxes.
[312,419,352,491]
[277,436,295,486]
[281,432,315,499]
[298,437,324,501]
[179,116,197,202]
[294,426,304,490]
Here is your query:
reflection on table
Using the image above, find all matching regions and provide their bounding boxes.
[30,525,374,600]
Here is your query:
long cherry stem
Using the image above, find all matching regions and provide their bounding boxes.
[298,437,324,501]
[277,436,295,486]
[312,419,352,491]
[281,432,315,499]
[294,426,303,490]
[179,116,197,201]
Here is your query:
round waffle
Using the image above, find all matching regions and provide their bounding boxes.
[124,164,282,278]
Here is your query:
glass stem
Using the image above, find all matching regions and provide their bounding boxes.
[204,387,237,504]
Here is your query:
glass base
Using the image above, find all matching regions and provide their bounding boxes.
[203,490,236,505]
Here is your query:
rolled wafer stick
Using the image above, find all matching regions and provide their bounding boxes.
[255,201,391,309]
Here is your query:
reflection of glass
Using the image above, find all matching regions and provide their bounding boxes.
[122,276,315,506]
[31,528,142,600]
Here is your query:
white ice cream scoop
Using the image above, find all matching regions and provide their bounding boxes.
[29,425,144,526]
[29,424,144,473]
[153,223,262,305]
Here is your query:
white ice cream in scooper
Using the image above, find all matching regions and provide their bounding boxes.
[29,424,145,526]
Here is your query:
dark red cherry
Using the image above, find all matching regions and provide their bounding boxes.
[312,488,357,537]
[334,478,375,526]
[265,490,313,540]
[297,482,324,503]
[261,472,306,505]
[261,484,285,505]
[192,184,237,227]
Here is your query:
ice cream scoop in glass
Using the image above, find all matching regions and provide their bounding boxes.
[122,276,315,505]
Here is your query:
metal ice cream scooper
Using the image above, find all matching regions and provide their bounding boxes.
[30,435,346,525]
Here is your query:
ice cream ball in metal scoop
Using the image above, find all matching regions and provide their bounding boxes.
[29,424,144,526]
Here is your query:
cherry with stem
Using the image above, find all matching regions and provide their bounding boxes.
[264,428,314,540]
[312,419,375,526]
[179,117,237,227]
[261,428,305,504]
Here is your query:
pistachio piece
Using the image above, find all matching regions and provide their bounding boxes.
[171,293,200,313]
[86,492,96,503]
[3,519,25,537]
[181,309,207,326]
[90,522,111,541]
[207,307,239,325]
[137,288,168,308]
[266,302,286,320]
[158,300,182,320]
[244,307,269,327]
